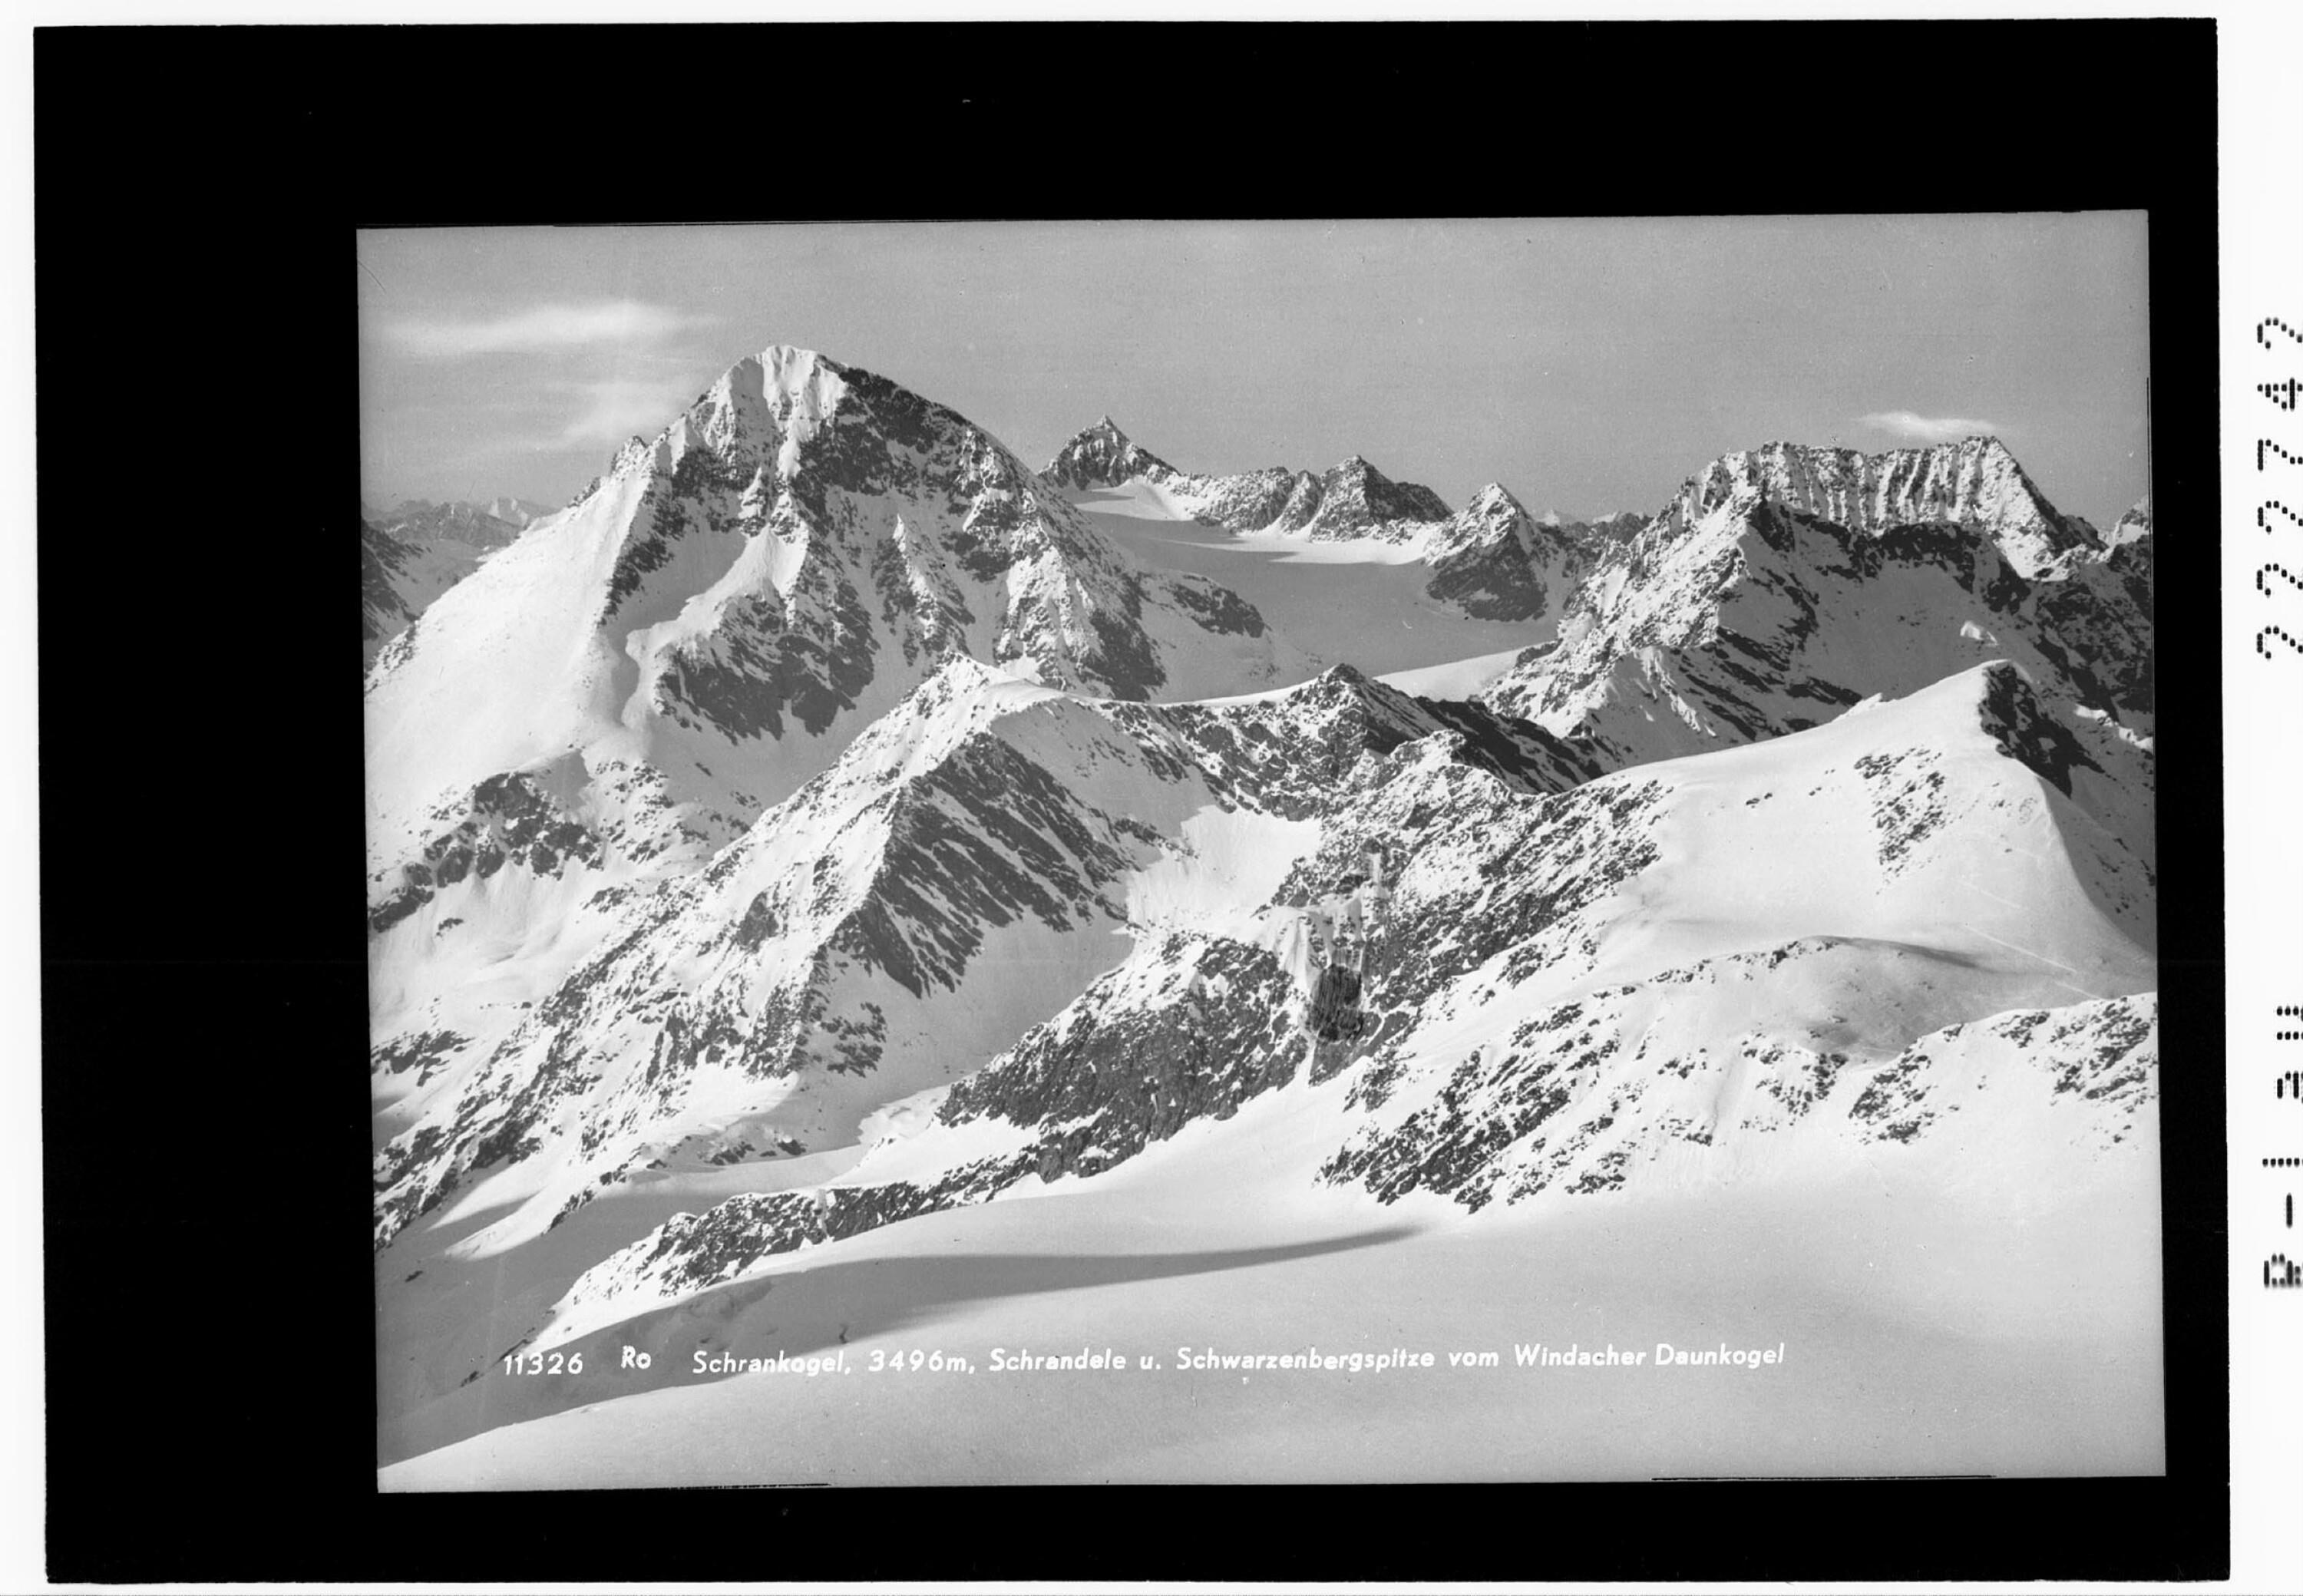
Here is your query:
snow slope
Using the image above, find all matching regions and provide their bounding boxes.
[362,514,488,664]
[383,988,2157,1487]
[361,496,559,660]
[1072,502,1554,682]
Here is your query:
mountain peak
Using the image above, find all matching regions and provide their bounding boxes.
[580,342,970,504]
[2108,494,2153,547]
[1668,435,2090,578]
[610,433,654,476]
[1465,482,1530,519]
[1044,416,1178,489]
[1298,454,1451,531]
[718,344,853,428]
[1069,415,1137,451]
[756,341,832,382]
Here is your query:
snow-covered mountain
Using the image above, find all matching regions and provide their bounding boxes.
[1416,483,1590,623]
[1269,454,1452,542]
[1044,418,1629,627]
[1042,416,1305,534]
[371,656,1598,1258]
[514,661,2153,1354]
[365,349,1310,995]
[1046,419,1457,542]
[1662,436,2100,579]
[2106,493,2151,548]
[371,497,532,550]
[372,364,2159,1486]
[1475,442,2153,801]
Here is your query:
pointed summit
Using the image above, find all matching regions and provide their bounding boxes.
[1463,482,1531,520]
[1285,454,1450,538]
[2107,494,2152,547]
[1417,481,1594,625]
[1043,417,1178,490]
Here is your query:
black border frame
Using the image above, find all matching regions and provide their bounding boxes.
[35,18,2225,1583]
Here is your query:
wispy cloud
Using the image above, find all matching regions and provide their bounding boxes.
[555,377,703,446]
[1857,409,2002,445]
[385,299,713,359]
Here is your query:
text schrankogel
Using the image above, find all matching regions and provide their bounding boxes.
[585,1340,1793,1380]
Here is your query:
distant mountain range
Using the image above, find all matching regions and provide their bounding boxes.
[1044,415,1648,628]
[361,497,557,663]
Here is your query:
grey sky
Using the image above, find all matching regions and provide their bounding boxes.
[357,216,2152,529]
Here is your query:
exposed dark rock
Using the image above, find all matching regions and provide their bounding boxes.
[1978,663,2103,797]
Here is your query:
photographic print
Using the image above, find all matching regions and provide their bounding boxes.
[364,217,2161,1489]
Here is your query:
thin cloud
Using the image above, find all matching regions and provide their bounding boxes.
[385,299,713,359]
[555,378,701,447]
[1857,409,2003,445]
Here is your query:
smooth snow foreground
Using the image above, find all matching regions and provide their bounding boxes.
[382,1068,2160,1488]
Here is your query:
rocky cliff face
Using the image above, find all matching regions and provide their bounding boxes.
[371,655,1583,1257]
[1475,454,2154,809]
[1041,415,1187,491]
[362,515,427,650]
[1660,437,2099,579]
[1418,484,1589,623]
[1268,455,1453,541]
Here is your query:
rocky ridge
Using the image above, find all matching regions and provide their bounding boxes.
[371,656,1588,1257]
[530,663,2157,1334]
